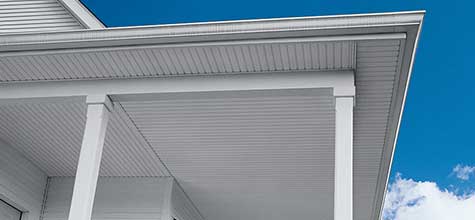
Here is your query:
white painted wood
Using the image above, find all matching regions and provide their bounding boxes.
[0,140,47,220]
[334,97,354,220]
[67,96,111,220]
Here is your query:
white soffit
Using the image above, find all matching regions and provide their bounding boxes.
[0,11,424,220]
[114,37,404,220]
[0,0,91,34]
[0,100,167,177]
[0,41,355,81]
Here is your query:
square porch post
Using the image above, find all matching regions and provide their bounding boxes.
[67,95,112,220]
[334,96,354,220]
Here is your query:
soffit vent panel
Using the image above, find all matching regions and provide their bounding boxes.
[0,41,356,81]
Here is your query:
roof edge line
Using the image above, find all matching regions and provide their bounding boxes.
[73,10,427,30]
[58,0,105,29]
[372,10,425,220]
[0,32,406,55]
[0,10,423,41]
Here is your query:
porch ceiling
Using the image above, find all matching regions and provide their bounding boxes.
[0,11,423,220]
[0,99,166,177]
[119,89,335,220]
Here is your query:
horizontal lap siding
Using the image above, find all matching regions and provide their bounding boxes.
[42,177,171,220]
[0,140,47,220]
[0,0,83,33]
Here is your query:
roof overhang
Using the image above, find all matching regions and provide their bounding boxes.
[0,10,424,220]
[0,11,421,52]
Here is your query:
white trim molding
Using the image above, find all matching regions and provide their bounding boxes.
[58,0,105,29]
[0,70,355,101]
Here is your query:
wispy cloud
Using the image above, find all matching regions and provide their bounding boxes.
[383,173,475,220]
[452,164,475,181]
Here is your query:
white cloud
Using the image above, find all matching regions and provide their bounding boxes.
[383,174,475,220]
[452,164,475,181]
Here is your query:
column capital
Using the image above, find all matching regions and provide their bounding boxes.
[332,71,355,107]
[86,94,113,112]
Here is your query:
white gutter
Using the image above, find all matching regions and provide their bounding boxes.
[0,11,424,52]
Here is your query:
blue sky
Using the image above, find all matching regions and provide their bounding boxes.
[81,0,475,218]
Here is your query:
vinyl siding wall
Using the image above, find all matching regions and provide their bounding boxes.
[0,140,48,220]
[41,177,173,220]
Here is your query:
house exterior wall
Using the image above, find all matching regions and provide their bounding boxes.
[0,140,48,220]
[41,177,173,220]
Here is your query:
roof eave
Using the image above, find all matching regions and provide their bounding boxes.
[0,11,424,53]
[0,10,425,220]
[371,10,424,220]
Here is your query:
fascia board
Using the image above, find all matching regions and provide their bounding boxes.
[371,11,425,220]
[58,0,105,29]
[0,70,355,101]
[0,11,424,52]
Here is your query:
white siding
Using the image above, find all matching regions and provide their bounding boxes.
[0,0,83,33]
[42,177,172,220]
[0,140,48,220]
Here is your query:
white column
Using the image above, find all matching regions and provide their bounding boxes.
[334,97,354,220]
[68,95,112,220]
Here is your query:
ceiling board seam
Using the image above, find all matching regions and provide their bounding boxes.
[114,101,172,176]
[39,176,51,220]
[113,102,208,220]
